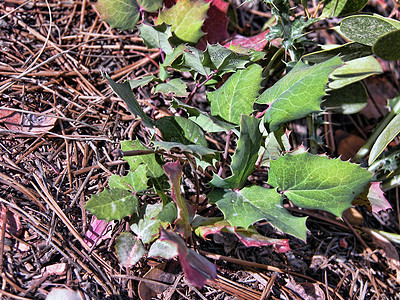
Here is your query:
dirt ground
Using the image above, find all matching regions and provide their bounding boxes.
[1,0,400,299]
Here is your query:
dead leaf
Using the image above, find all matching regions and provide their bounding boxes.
[0,109,56,133]
[343,207,364,226]
[286,280,325,300]
[337,134,365,161]
[43,263,67,276]
[0,205,22,238]
[138,262,177,300]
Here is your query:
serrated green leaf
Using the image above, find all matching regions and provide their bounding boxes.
[107,77,155,128]
[156,116,207,146]
[183,46,212,76]
[159,45,186,80]
[115,232,146,268]
[131,203,164,243]
[372,29,400,61]
[369,113,400,165]
[97,0,140,30]
[128,75,156,89]
[172,99,239,133]
[121,140,164,178]
[138,23,173,54]
[260,128,291,166]
[148,239,178,259]
[156,0,209,43]
[322,0,368,18]
[85,188,138,222]
[340,15,398,46]
[323,82,368,114]
[302,42,372,64]
[211,116,262,189]
[257,57,342,131]
[268,152,372,217]
[328,56,382,89]
[154,78,188,97]
[207,64,263,125]
[208,187,308,240]
[108,165,148,192]
[206,44,251,73]
[138,0,162,12]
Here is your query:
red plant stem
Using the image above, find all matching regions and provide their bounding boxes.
[185,70,218,104]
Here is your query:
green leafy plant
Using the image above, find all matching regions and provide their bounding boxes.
[86,0,400,287]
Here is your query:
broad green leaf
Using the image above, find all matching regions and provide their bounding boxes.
[163,161,191,238]
[372,29,400,61]
[107,77,155,128]
[323,82,368,114]
[268,152,372,217]
[340,15,398,46]
[153,141,220,160]
[138,0,162,12]
[302,42,372,64]
[131,203,164,243]
[182,46,212,76]
[121,140,164,178]
[328,56,382,89]
[208,187,308,240]
[172,99,238,133]
[257,57,342,131]
[156,0,209,43]
[154,78,188,97]
[322,0,368,18]
[211,116,262,189]
[138,23,173,55]
[148,239,178,259]
[157,202,177,224]
[115,232,146,268]
[108,165,148,192]
[97,0,140,30]
[156,116,207,146]
[207,64,263,125]
[369,113,400,165]
[85,188,138,222]
[159,45,186,80]
[206,44,251,73]
[128,75,156,89]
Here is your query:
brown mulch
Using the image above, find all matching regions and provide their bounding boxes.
[1,0,400,299]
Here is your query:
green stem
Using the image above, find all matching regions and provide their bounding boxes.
[307,114,318,154]
[353,96,400,162]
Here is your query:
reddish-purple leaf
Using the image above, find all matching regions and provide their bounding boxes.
[223,30,270,51]
[160,228,217,287]
[200,0,229,45]
[196,220,290,253]
[163,0,176,8]
[163,161,192,238]
[232,228,290,253]
[368,182,392,213]
[84,215,115,248]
